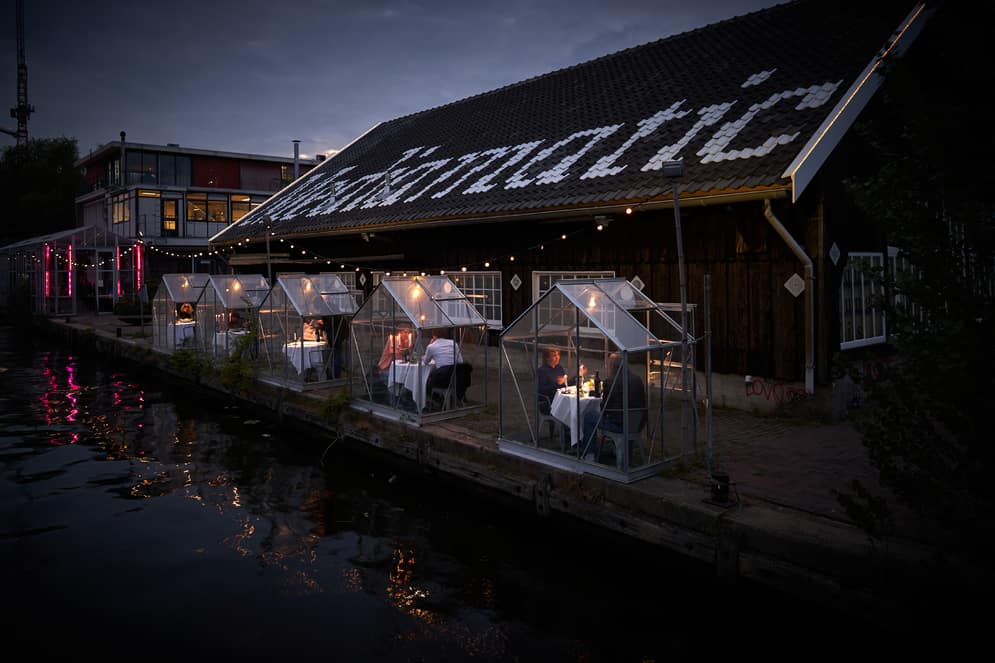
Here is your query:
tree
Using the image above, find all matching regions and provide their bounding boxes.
[0,137,82,244]
[842,2,995,561]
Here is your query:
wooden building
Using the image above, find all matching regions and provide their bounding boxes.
[209,0,933,412]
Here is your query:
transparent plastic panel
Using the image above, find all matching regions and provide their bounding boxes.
[160,273,209,303]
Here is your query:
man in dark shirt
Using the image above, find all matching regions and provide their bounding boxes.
[536,348,584,414]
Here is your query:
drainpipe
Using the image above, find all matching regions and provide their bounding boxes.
[763,199,815,394]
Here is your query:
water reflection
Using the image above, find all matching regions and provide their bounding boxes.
[0,326,893,660]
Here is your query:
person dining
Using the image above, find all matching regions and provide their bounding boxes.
[581,352,646,461]
[537,347,585,414]
[377,329,412,372]
[423,328,462,399]
[177,302,195,321]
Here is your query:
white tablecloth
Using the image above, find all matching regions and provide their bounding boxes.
[284,341,326,374]
[173,321,195,346]
[551,388,601,447]
[214,329,249,356]
[386,361,428,411]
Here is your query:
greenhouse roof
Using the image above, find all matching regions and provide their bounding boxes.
[208,274,270,309]
[508,278,683,351]
[355,275,486,329]
[159,274,210,303]
[277,273,358,316]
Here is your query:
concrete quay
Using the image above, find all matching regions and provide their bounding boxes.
[34,314,989,638]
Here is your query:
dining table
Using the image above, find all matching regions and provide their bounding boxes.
[386,360,428,411]
[214,329,249,356]
[551,386,602,448]
[284,340,326,375]
[172,320,195,346]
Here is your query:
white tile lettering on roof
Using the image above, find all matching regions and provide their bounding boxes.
[642,102,735,171]
[742,69,777,87]
[583,103,689,179]
[505,125,623,189]
[697,82,840,163]
[241,72,848,226]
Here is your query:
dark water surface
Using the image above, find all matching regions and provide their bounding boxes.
[1,324,933,660]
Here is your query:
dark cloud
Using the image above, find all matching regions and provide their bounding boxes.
[0,0,778,158]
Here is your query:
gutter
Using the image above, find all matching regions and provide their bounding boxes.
[763,199,814,394]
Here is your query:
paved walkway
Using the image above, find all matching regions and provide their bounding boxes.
[71,312,936,544]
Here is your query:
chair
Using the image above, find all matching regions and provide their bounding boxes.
[537,394,566,450]
[305,348,326,382]
[430,362,472,411]
[598,407,648,470]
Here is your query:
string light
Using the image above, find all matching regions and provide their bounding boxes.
[196,207,638,278]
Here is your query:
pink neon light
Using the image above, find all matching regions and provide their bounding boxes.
[67,245,73,297]
[44,244,50,297]
[116,247,122,296]
[136,243,143,290]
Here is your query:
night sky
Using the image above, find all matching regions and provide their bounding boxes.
[1,0,779,159]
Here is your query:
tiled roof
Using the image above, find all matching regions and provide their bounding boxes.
[215,0,924,244]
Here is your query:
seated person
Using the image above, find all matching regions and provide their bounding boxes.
[302,318,320,341]
[581,352,646,460]
[176,302,195,321]
[536,348,585,414]
[377,329,412,372]
[423,329,463,398]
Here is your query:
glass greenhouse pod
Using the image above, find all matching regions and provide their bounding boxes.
[201,274,270,361]
[151,273,210,354]
[350,275,488,425]
[498,278,696,483]
[256,273,358,391]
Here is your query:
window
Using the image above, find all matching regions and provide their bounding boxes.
[328,271,365,307]
[532,270,615,301]
[187,193,207,221]
[111,193,130,225]
[452,271,503,329]
[162,199,177,234]
[840,252,887,349]
[208,194,227,223]
[125,150,158,185]
[532,270,615,337]
[231,194,251,222]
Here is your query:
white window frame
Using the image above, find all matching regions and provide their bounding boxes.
[452,271,503,329]
[532,270,615,337]
[840,252,887,349]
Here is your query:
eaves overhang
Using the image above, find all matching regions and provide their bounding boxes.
[782,2,931,202]
[209,183,789,247]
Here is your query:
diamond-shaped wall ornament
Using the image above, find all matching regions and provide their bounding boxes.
[630,275,645,291]
[784,273,805,298]
[510,274,522,291]
[359,273,367,286]
[830,242,841,266]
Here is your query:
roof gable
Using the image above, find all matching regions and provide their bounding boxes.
[216,0,925,244]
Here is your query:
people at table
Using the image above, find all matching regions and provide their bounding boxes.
[581,352,646,461]
[176,302,195,321]
[537,347,585,414]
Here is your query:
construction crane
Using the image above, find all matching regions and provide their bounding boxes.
[2,0,32,144]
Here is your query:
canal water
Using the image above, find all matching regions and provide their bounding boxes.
[0,324,925,660]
